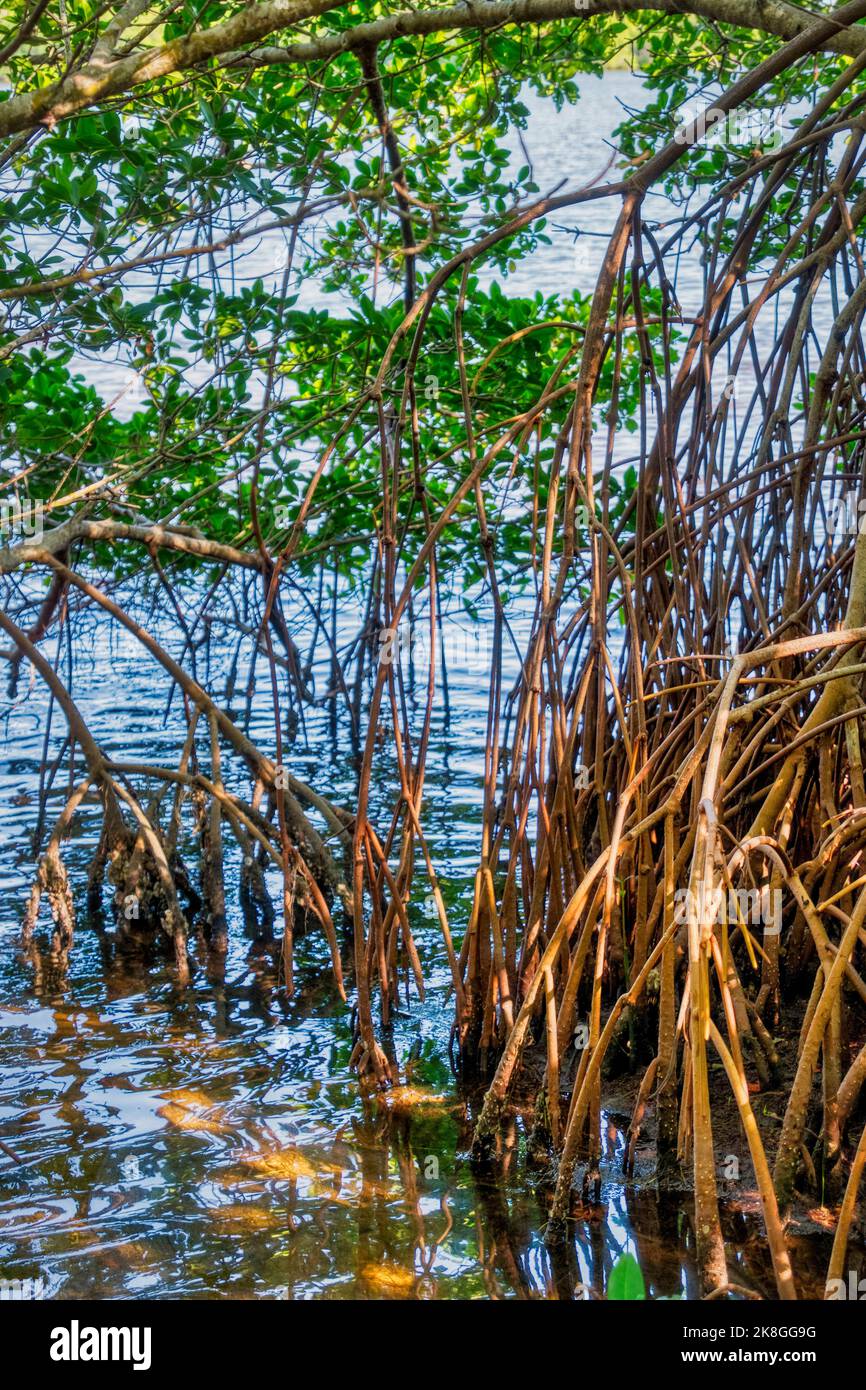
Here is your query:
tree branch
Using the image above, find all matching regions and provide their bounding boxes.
[230,0,866,72]
[1,1,864,139]
[0,517,263,575]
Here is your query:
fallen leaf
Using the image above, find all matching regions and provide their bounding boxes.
[236,1148,335,1182]
[207,1203,278,1232]
[360,1262,416,1295]
[376,1086,450,1113]
[157,1091,229,1135]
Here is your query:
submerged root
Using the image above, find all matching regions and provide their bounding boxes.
[22,778,92,952]
[470,1093,505,1166]
[23,845,75,953]
[527,1088,556,1164]
[238,842,276,939]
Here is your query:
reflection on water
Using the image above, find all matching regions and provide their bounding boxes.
[0,928,816,1300]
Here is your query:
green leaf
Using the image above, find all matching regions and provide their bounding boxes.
[607,1253,645,1301]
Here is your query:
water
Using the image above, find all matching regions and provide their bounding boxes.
[0,74,847,1300]
[1,571,839,1300]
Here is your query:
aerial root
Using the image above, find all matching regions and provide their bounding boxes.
[349,1035,393,1088]
[22,778,92,953]
[23,845,75,954]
